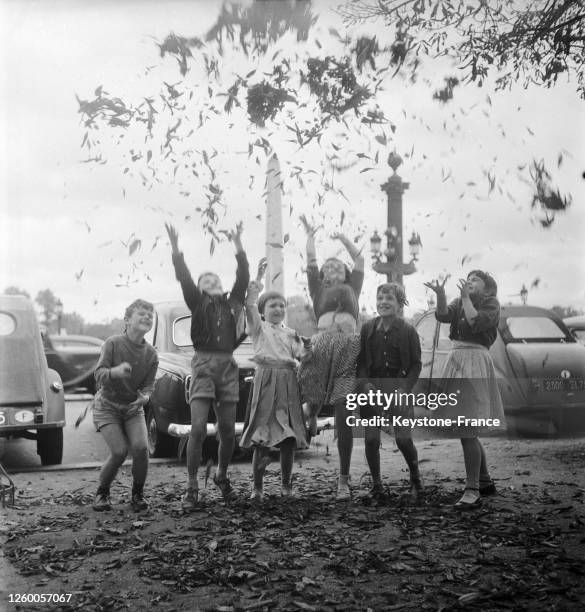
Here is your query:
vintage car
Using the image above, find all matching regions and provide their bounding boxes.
[48,334,102,394]
[0,295,65,465]
[564,315,585,346]
[414,305,585,435]
[143,301,256,457]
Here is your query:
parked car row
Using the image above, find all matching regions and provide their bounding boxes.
[43,333,103,394]
[414,305,585,435]
[2,293,583,467]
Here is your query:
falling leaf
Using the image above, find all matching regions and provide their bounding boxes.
[129,239,142,256]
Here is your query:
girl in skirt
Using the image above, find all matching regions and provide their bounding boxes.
[424,271,504,509]
[240,272,309,499]
[297,215,364,500]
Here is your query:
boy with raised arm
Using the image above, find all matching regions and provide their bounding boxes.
[165,222,249,509]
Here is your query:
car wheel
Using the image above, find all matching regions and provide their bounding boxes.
[146,409,178,458]
[37,428,63,465]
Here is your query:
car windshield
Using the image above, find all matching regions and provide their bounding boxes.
[173,316,192,347]
[172,315,252,348]
[505,316,570,342]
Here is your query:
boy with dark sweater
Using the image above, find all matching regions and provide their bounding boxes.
[92,299,158,512]
[165,222,249,510]
[357,283,423,501]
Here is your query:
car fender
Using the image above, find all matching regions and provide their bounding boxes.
[45,367,65,426]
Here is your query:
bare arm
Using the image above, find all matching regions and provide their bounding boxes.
[300,214,319,265]
[332,232,364,272]
[424,277,450,318]
[245,280,263,338]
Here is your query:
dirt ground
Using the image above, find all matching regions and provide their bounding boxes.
[1,431,585,611]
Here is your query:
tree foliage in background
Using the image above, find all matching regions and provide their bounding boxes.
[76,0,576,252]
[3,286,31,298]
[337,0,585,98]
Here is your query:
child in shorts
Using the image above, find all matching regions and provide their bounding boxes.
[165,222,249,510]
[92,299,158,512]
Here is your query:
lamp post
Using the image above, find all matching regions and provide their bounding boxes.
[370,151,420,284]
[520,284,528,305]
[55,299,63,335]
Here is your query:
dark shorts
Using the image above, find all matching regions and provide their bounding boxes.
[92,393,145,432]
[189,351,239,404]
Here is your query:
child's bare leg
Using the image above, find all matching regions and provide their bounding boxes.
[252,446,269,490]
[98,424,128,492]
[280,438,295,489]
[125,415,149,490]
[364,425,382,485]
[187,399,210,491]
[335,400,353,476]
[214,401,236,480]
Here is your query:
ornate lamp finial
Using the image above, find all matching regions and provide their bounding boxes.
[387,150,403,174]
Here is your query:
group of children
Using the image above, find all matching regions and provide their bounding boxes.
[91,221,503,512]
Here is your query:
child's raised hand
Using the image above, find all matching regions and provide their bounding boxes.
[110,362,132,380]
[299,214,319,237]
[457,278,470,299]
[245,280,263,304]
[227,221,244,242]
[256,257,268,281]
[165,223,180,253]
[423,276,450,294]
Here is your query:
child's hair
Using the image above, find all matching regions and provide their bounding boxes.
[258,291,286,316]
[467,270,498,296]
[377,282,408,307]
[319,257,351,283]
[197,271,220,286]
[124,299,154,321]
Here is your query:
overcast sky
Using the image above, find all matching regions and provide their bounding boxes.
[1,0,583,325]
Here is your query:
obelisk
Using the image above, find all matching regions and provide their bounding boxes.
[265,154,285,294]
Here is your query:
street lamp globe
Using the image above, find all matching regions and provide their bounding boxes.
[408,231,422,261]
[370,230,382,256]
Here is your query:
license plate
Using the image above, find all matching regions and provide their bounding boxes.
[0,410,5,426]
[543,379,585,392]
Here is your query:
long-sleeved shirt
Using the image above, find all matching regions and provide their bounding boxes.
[307,262,363,322]
[171,251,249,352]
[94,334,158,403]
[436,296,500,348]
[356,316,422,392]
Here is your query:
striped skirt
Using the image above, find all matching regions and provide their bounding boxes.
[298,329,361,409]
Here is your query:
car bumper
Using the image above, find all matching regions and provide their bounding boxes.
[0,421,65,434]
[167,416,335,439]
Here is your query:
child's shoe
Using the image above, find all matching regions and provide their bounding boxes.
[336,479,351,500]
[250,488,264,502]
[479,479,497,495]
[131,492,148,511]
[213,475,237,502]
[281,486,294,498]
[181,487,198,511]
[92,493,112,511]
